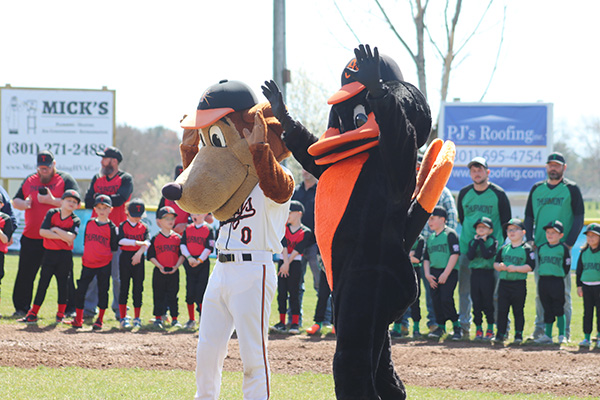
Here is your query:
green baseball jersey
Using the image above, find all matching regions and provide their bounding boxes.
[525,178,584,247]
[466,235,498,269]
[537,242,571,277]
[576,246,600,285]
[495,242,536,281]
[411,235,425,268]
[424,227,460,270]
[457,183,511,253]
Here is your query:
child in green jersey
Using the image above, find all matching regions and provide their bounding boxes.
[424,207,461,340]
[534,220,571,345]
[576,223,600,349]
[494,218,535,344]
[467,216,498,340]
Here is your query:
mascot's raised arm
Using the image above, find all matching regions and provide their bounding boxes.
[162,79,294,400]
[262,44,455,400]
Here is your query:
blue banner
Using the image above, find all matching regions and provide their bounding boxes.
[447,166,547,193]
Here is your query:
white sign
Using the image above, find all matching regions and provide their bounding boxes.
[0,87,115,179]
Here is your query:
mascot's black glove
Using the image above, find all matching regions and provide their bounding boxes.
[346,44,386,98]
[262,80,295,133]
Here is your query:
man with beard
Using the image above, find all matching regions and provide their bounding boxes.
[456,157,511,337]
[12,150,79,316]
[83,146,134,318]
[525,152,584,341]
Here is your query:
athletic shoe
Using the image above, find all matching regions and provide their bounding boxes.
[428,327,445,338]
[452,327,463,341]
[474,329,484,340]
[92,320,103,331]
[306,323,322,335]
[288,323,300,334]
[390,329,403,339]
[412,331,422,339]
[120,318,132,329]
[132,317,142,328]
[171,320,182,328]
[532,328,545,340]
[12,310,27,318]
[595,339,600,350]
[493,334,505,344]
[65,319,83,329]
[55,314,64,323]
[534,334,553,344]
[270,322,286,333]
[513,333,523,344]
[579,338,591,347]
[19,313,38,324]
[153,319,164,330]
[184,320,197,330]
[557,335,567,344]
[484,329,494,341]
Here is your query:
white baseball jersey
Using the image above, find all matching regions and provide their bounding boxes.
[216,182,290,254]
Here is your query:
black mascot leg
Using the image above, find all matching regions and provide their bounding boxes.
[332,264,414,399]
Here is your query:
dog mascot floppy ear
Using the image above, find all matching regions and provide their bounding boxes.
[162,79,294,399]
[262,44,455,399]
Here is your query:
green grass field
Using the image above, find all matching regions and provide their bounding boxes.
[0,254,591,399]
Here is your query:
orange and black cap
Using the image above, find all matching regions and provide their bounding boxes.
[328,53,404,105]
[181,80,258,129]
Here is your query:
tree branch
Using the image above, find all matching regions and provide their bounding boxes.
[455,0,494,55]
[374,0,417,63]
[479,5,506,101]
[333,0,361,43]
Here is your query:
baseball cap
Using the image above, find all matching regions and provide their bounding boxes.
[503,218,525,230]
[37,150,55,167]
[584,223,600,236]
[181,80,258,129]
[431,206,447,219]
[174,165,184,179]
[543,220,564,234]
[289,200,305,213]
[96,146,123,163]
[127,199,145,217]
[61,189,81,203]
[467,156,488,169]
[328,52,404,105]
[157,206,178,219]
[546,152,565,165]
[473,216,493,229]
[94,194,112,207]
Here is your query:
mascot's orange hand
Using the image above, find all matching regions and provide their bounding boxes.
[180,114,200,148]
[243,109,268,146]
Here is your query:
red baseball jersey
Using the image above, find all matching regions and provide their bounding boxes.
[40,208,81,250]
[281,223,315,257]
[181,223,215,257]
[86,171,133,226]
[14,171,79,239]
[147,231,182,268]
[82,219,118,268]
[0,211,15,254]
[118,220,149,252]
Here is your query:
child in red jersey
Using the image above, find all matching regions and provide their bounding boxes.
[20,190,81,324]
[0,196,15,310]
[148,206,186,329]
[117,199,150,329]
[271,200,315,334]
[67,195,118,330]
[180,213,215,329]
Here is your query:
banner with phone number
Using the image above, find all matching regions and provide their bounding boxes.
[0,87,115,180]
[440,103,553,193]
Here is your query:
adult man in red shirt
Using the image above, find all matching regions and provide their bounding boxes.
[83,146,134,317]
[12,150,79,316]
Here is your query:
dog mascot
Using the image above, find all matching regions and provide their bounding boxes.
[262,44,455,399]
[162,79,294,400]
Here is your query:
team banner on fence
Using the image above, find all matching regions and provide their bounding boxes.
[439,103,553,193]
[0,87,115,180]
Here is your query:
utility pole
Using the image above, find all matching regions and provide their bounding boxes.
[273,0,290,100]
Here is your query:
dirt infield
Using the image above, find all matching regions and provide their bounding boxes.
[0,323,599,398]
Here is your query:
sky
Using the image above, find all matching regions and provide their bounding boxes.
[1,0,599,144]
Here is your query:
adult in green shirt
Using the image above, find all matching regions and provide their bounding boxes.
[456,157,511,334]
[525,152,584,341]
